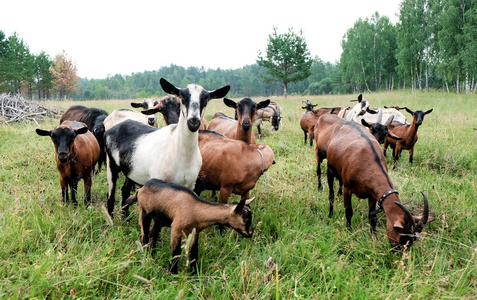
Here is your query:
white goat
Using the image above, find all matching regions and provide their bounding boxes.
[104,78,230,217]
[103,99,159,131]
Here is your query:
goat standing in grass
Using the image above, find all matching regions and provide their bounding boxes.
[315,115,432,248]
[104,78,230,217]
[126,178,254,274]
[300,99,340,146]
[383,107,433,169]
[36,121,100,206]
[208,97,270,144]
[253,101,283,138]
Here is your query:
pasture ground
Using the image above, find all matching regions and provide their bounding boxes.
[0,91,476,299]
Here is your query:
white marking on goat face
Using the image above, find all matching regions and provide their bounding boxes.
[181,84,206,132]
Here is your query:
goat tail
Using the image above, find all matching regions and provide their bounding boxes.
[125,191,139,206]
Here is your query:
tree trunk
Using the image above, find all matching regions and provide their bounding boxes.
[283,82,288,98]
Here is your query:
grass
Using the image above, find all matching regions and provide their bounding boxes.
[0,90,476,299]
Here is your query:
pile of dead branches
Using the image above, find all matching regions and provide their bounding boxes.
[0,93,63,124]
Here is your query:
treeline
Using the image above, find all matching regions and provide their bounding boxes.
[75,60,341,100]
[2,0,477,100]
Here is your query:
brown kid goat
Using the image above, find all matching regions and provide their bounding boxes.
[208,97,270,144]
[299,100,340,146]
[125,178,254,274]
[194,130,275,204]
[315,114,432,248]
[383,107,433,169]
[36,121,100,206]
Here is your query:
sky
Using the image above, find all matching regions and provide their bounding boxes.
[2,0,402,79]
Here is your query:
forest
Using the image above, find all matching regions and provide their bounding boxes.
[1,0,477,100]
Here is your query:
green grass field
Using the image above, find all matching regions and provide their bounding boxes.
[1,90,476,299]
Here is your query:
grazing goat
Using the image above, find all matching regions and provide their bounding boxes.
[125,178,254,274]
[59,105,108,172]
[315,114,431,247]
[36,121,100,206]
[104,78,230,217]
[300,100,340,146]
[194,130,275,204]
[253,102,283,138]
[208,97,270,144]
[384,107,433,169]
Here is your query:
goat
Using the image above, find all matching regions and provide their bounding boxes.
[104,78,230,217]
[358,106,407,125]
[36,121,100,206]
[103,99,161,131]
[125,178,254,274]
[360,109,402,144]
[314,114,401,192]
[253,102,283,138]
[300,100,340,146]
[315,114,432,248]
[194,130,275,204]
[130,99,160,127]
[383,107,433,169]
[59,105,108,172]
[338,94,369,121]
[208,97,270,144]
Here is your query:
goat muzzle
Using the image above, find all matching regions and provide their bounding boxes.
[187,118,201,132]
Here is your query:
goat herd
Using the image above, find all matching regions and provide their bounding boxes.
[35,78,433,274]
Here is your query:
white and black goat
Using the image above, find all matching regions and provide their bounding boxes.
[125,178,254,274]
[104,78,230,217]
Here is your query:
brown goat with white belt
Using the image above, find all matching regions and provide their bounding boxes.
[125,178,254,274]
[36,120,100,206]
[315,114,432,248]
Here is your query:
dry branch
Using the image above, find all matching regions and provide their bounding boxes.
[0,93,63,124]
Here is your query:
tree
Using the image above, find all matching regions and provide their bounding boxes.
[35,51,54,99]
[49,50,78,100]
[257,27,312,97]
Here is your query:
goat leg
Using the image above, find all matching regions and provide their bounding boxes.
[368,198,377,233]
[343,188,353,230]
[70,179,78,206]
[326,167,335,218]
[170,231,182,274]
[189,234,199,274]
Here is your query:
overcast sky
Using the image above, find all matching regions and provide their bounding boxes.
[2,0,401,79]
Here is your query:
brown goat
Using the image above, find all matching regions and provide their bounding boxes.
[300,100,340,146]
[125,178,254,274]
[36,121,100,206]
[315,114,432,248]
[384,107,433,169]
[208,97,270,144]
[194,130,275,204]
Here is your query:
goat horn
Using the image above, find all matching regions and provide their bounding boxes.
[377,109,383,124]
[420,191,429,225]
[394,201,416,231]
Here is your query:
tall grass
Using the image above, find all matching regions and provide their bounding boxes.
[0,91,476,298]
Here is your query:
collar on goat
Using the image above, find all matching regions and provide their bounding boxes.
[373,189,399,215]
[68,146,78,164]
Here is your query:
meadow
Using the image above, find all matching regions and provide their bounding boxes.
[0,90,476,299]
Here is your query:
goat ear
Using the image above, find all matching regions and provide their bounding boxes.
[245,197,255,206]
[36,128,52,136]
[234,198,246,213]
[358,94,363,102]
[387,133,403,141]
[405,107,413,115]
[75,126,89,135]
[424,108,433,115]
[130,102,143,108]
[209,85,231,100]
[160,78,181,96]
[257,99,271,110]
[366,107,378,114]
[141,108,160,115]
[223,98,237,109]
[361,119,371,128]
[392,220,405,231]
